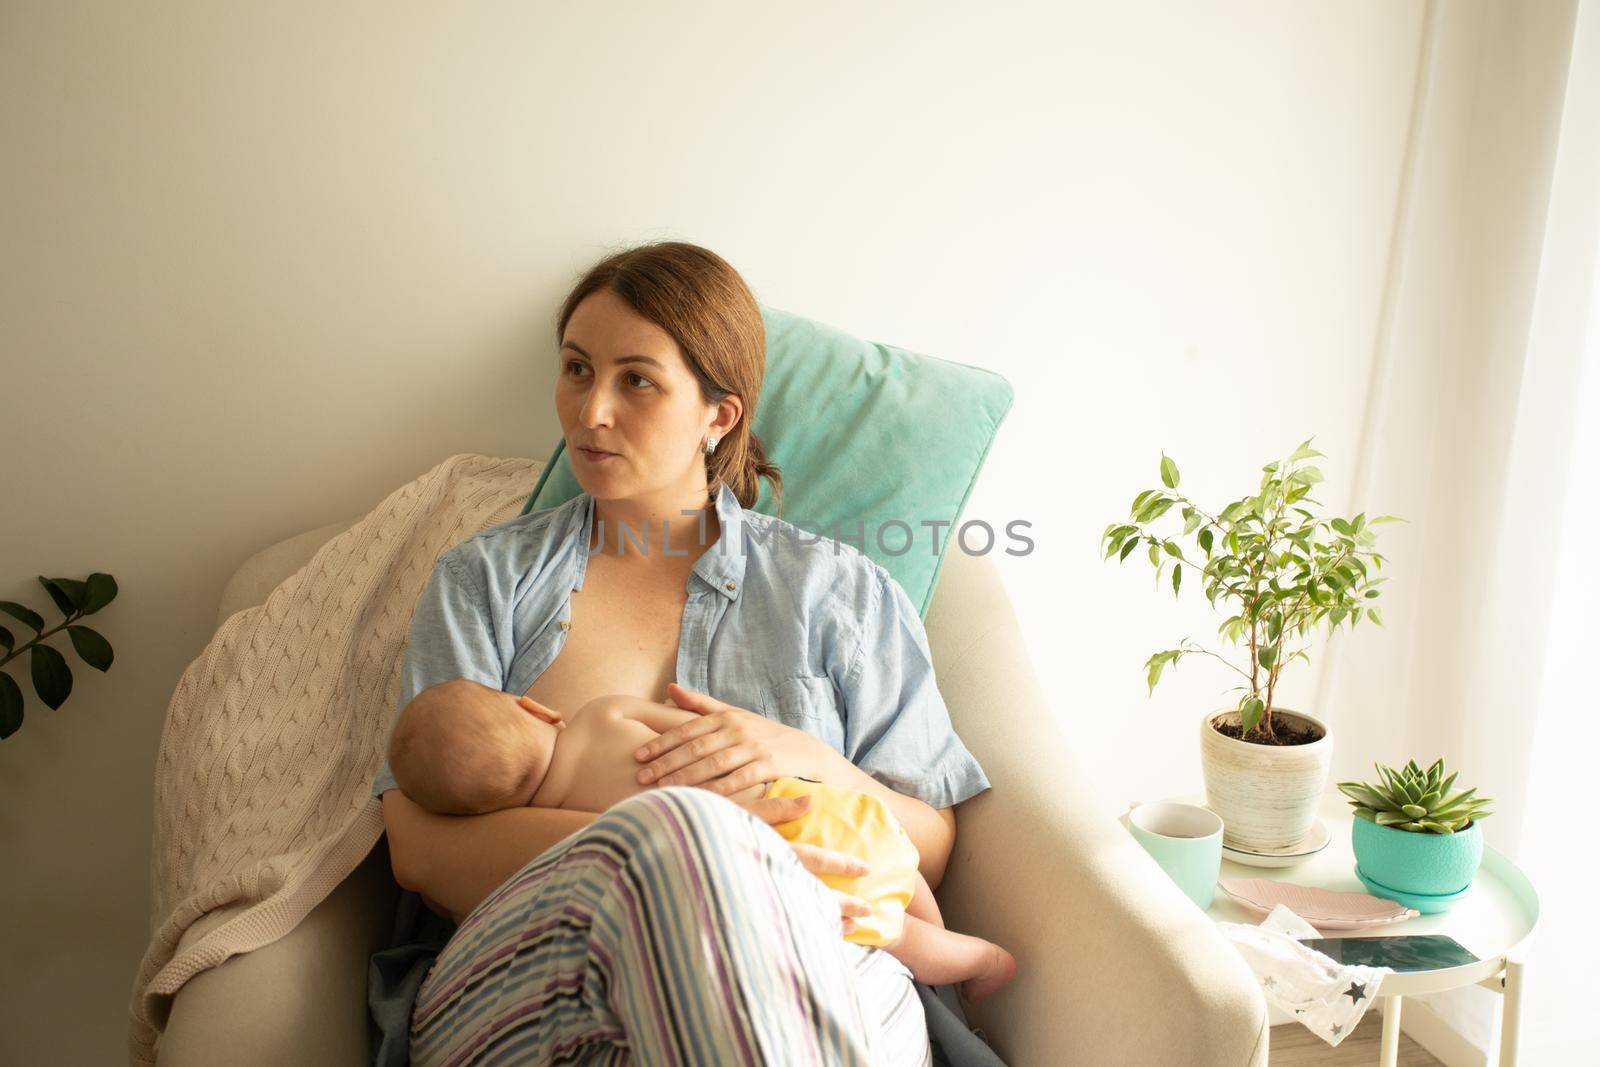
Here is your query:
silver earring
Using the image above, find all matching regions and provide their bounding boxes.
[704,435,719,455]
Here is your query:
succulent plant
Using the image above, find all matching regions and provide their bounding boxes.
[1337,758,1493,834]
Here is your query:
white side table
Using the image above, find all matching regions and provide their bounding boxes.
[1158,792,1539,1067]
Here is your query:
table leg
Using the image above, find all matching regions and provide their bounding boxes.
[1499,957,1525,1066]
[1379,996,1402,1067]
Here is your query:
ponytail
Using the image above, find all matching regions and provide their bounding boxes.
[708,426,783,514]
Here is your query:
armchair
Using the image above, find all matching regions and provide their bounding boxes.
[156,517,1267,1065]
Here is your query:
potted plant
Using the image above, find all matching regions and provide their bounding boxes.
[0,572,119,739]
[1102,438,1400,851]
[1338,758,1493,911]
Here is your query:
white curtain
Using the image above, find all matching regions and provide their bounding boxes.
[1318,1,1600,1059]
[1515,246,1600,1063]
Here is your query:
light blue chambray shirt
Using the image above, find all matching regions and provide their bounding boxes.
[371,481,990,810]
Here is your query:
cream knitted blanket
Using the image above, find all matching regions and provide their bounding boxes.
[128,452,542,1065]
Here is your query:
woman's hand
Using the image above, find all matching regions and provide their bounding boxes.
[735,792,874,935]
[633,683,835,796]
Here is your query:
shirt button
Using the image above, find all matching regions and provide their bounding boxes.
[559,620,571,632]
[725,580,737,591]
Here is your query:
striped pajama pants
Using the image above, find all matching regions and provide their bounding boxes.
[410,785,933,1066]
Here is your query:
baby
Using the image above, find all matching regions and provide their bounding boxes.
[387,678,1017,1004]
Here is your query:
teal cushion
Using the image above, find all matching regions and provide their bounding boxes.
[520,304,1012,616]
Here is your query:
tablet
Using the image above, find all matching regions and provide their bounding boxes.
[1300,934,1479,971]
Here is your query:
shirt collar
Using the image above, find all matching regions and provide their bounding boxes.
[570,481,747,600]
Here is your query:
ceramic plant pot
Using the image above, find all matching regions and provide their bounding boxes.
[1352,816,1483,898]
[1200,706,1332,852]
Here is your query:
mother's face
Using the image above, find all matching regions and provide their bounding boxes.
[555,288,739,504]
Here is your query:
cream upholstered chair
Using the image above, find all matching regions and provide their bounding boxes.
[156,512,1269,1066]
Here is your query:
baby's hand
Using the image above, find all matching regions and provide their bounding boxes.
[517,695,567,729]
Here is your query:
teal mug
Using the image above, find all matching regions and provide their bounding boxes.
[1125,801,1224,909]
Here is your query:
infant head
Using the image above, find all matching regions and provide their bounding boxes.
[388,679,556,815]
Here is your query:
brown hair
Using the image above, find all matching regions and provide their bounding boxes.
[555,241,783,512]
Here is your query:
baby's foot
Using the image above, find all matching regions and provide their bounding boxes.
[958,941,1017,1005]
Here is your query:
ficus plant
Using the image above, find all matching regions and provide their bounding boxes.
[0,572,119,740]
[1101,438,1403,742]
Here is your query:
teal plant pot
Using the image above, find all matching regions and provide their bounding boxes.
[1352,816,1483,899]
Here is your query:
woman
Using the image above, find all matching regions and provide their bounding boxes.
[373,241,992,1065]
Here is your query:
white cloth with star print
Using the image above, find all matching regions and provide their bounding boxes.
[1216,903,1391,1046]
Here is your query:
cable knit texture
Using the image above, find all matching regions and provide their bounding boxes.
[128,453,541,1065]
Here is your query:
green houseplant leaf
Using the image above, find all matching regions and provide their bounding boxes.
[0,673,21,739]
[80,573,118,614]
[39,576,89,616]
[0,601,44,633]
[30,644,72,710]
[66,626,114,672]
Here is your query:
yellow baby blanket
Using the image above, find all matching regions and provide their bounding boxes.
[764,775,920,947]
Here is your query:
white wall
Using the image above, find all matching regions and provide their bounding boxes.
[973,1,1426,812]
[0,1,1475,1062]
